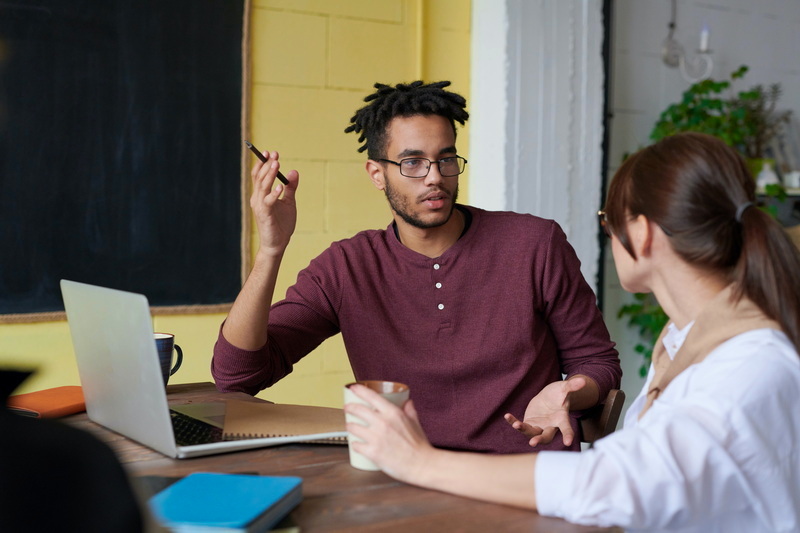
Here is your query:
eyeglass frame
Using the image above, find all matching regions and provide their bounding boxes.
[597,210,612,238]
[597,210,674,238]
[378,155,468,178]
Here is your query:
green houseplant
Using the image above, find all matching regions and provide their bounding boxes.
[649,66,791,159]
[651,66,791,186]
[619,65,792,376]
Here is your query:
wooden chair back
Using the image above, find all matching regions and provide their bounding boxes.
[580,388,626,445]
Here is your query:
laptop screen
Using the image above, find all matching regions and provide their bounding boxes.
[61,280,178,456]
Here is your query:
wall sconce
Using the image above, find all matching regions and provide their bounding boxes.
[662,0,713,83]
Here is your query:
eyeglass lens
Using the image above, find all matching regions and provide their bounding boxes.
[400,157,465,178]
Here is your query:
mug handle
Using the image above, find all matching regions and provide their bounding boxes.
[170,344,183,376]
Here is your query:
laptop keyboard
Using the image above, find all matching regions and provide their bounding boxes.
[169,409,225,446]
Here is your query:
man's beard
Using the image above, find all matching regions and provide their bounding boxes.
[384,179,459,229]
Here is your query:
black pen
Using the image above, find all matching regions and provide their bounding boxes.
[244,140,289,185]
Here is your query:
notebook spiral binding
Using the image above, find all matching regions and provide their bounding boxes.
[224,432,347,444]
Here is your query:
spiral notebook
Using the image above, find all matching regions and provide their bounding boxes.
[223,400,346,443]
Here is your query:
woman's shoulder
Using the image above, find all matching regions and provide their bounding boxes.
[638,329,799,435]
[710,328,798,367]
[697,328,800,398]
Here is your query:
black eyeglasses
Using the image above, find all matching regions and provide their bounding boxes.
[379,156,468,178]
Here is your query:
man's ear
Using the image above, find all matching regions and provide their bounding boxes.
[366,160,386,191]
[630,214,655,259]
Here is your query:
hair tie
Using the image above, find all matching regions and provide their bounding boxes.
[735,202,754,223]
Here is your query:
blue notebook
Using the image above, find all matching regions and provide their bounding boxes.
[149,472,302,532]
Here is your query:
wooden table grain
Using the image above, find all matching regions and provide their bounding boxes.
[66,383,621,533]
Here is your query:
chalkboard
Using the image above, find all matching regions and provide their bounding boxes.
[0,0,246,319]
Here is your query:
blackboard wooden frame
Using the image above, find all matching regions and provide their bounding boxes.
[0,0,253,323]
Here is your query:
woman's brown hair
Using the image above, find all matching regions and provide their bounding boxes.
[605,132,800,351]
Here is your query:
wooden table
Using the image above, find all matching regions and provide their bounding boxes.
[66,383,621,532]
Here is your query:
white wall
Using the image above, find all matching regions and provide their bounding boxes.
[469,0,606,292]
[606,0,800,414]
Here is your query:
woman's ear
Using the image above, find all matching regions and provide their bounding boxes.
[366,160,386,191]
[629,214,655,259]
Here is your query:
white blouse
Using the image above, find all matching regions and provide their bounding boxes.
[536,328,800,532]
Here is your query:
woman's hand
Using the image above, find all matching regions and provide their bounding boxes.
[345,384,540,510]
[344,384,435,484]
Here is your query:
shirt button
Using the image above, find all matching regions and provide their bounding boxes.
[435,282,442,289]
[433,264,440,270]
[437,303,444,310]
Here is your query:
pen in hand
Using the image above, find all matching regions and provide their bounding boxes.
[244,140,289,185]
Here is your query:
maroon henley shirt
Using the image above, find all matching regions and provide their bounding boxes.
[212,205,620,453]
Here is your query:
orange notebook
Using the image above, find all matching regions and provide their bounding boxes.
[6,386,86,418]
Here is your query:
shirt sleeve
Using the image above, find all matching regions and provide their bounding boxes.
[211,248,342,394]
[537,406,759,528]
[539,221,621,397]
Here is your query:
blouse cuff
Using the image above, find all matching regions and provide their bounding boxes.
[535,451,582,518]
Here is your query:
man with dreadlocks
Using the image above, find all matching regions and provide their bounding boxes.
[212,81,620,454]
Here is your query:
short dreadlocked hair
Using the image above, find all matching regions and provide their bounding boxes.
[344,80,469,159]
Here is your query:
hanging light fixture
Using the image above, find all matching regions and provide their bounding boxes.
[662,0,713,83]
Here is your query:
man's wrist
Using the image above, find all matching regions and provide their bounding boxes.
[565,374,600,410]
[254,246,286,263]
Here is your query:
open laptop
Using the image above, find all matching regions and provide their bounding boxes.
[61,279,345,459]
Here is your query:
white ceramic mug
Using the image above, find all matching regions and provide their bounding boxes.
[343,380,410,471]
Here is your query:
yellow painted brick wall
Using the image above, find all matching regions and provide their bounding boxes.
[0,0,471,409]
[248,0,471,407]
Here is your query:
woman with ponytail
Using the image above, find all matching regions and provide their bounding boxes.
[344,132,800,532]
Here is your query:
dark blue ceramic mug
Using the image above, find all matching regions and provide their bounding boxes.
[154,333,183,386]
